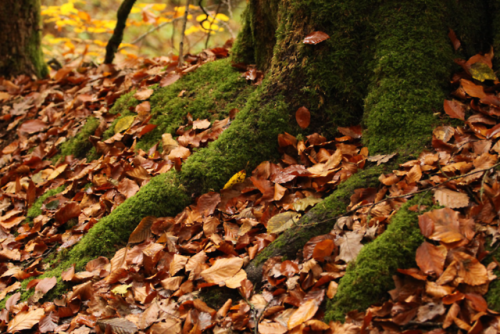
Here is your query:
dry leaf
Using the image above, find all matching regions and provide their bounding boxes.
[434,188,469,208]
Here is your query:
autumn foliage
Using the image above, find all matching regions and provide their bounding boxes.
[2,25,500,334]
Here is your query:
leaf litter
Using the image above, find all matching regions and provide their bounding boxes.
[1,29,500,334]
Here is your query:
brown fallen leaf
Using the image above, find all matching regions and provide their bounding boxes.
[201,257,244,285]
[416,242,447,276]
[443,99,465,120]
[7,308,45,333]
[133,88,154,100]
[434,188,469,209]
[303,31,330,45]
[295,106,311,129]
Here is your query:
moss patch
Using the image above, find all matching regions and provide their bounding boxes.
[325,193,436,322]
[26,185,66,225]
[137,58,255,152]
[54,117,99,162]
[252,163,393,268]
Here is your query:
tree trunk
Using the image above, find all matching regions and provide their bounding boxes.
[0,0,48,78]
[7,0,500,321]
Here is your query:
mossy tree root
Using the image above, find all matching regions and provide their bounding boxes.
[245,164,393,284]
[325,194,434,322]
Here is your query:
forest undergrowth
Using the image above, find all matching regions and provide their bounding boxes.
[1,32,500,334]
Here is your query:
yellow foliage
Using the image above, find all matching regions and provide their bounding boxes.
[115,116,136,134]
[223,170,246,190]
[215,13,229,22]
[61,3,78,15]
[111,284,132,296]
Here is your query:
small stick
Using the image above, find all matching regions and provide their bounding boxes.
[178,0,191,68]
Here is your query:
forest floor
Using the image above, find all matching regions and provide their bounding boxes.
[1,38,500,334]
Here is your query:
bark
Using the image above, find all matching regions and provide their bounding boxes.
[104,0,137,64]
[7,0,500,320]
[0,0,48,78]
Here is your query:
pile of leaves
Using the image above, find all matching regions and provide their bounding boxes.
[3,30,500,334]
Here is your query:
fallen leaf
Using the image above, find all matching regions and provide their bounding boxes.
[367,152,397,165]
[267,212,301,234]
[443,100,465,120]
[296,106,311,129]
[36,277,57,294]
[117,178,140,198]
[287,299,319,329]
[114,116,135,134]
[134,88,154,100]
[111,284,132,296]
[128,216,156,244]
[470,62,497,82]
[448,28,461,51]
[416,242,447,276]
[18,119,47,134]
[97,318,138,334]
[303,31,330,45]
[201,257,243,285]
[193,119,211,130]
[7,308,45,333]
[434,188,469,208]
[336,231,363,263]
[223,170,246,190]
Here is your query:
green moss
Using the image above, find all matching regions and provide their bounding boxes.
[325,193,436,322]
[53,117,99,162]
[179,81,289,194]
[233,0,489,154]
[253,163,394,267]
[137,58,254,152]
[26,185,66,225]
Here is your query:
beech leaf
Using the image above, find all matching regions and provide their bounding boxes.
[295,106,311,129]
[303,31,330,44]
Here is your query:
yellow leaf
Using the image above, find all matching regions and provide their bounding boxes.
[115,116,135,134]
[196,14,208,22]
[267,212,301,234]
[215,13,229,21]
[151,4,166,11]
[61,3,78,15]
[131,7,141,14]
[223,170,246,189]
[111,284,132,296]
[470,62,497,82]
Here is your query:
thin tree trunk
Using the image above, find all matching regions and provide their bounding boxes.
[0,0,47,78]
[104,0,137,64]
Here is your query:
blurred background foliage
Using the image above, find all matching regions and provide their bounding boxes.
[41,0,247,64]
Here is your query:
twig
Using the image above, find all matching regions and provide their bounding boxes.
[128,18,184,46]
[205,1,222,49]
[178,0,191,68]
[104,0,137,64]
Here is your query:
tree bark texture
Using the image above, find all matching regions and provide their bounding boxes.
[0,0,48,78]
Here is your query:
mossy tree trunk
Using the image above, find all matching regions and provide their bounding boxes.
[0,0,48,78]
[13,0,500,321]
